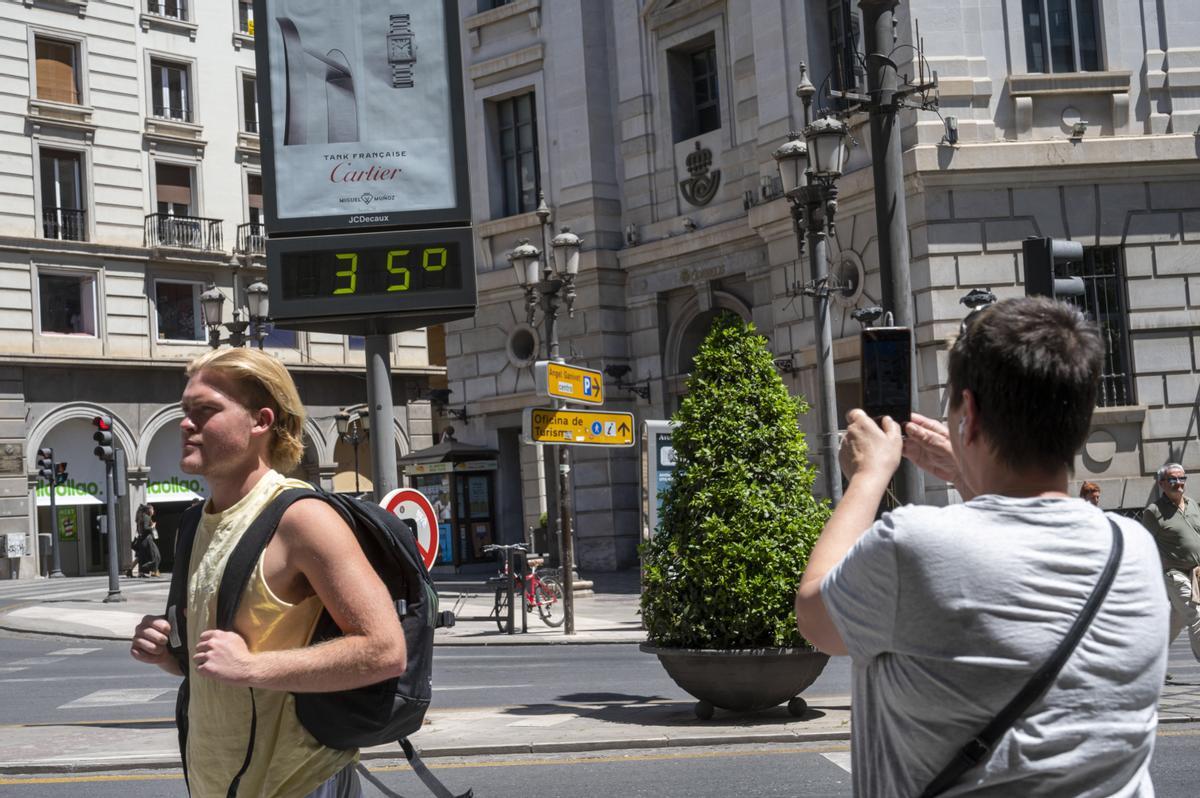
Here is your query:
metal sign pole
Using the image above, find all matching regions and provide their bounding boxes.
[366,334,398,501]
[48,468,63,578]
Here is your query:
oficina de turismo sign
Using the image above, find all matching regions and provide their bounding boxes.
[253,0,471,235]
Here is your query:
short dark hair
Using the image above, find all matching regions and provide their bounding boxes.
[948,297,1102,472]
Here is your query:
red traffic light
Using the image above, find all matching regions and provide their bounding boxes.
[91,416,111,431]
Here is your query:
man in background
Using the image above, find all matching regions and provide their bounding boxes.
[1142,463,1200,663]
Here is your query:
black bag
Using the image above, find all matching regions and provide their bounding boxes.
[166,487,468,798]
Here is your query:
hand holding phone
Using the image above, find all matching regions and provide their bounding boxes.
[860,326,912,426]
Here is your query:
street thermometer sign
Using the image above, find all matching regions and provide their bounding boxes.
[534,361,605,406]
[522,408,635,447]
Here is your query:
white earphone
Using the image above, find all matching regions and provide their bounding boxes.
[958,418,966,437]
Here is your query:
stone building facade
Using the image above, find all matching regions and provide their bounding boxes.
[448,0,1200,571]
[0,0,440,579]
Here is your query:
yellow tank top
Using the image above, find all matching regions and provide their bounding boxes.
[185,470,356,798]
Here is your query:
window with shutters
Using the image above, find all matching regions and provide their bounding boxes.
[1061,247,1133,407]
[241,74,258,133]
[1022,0,1101,73]
[154,279,204,341]
[491,92,540,217]
[155,163,193,216]
[828,0,865,108]
[238,0,255,35]
[146,0,187,21]
[38,148,87,241]
[34,37,79,105]
[667,34,721,142]
[247,173,263,227]
[38,270,97,336]
[150,59,191,121]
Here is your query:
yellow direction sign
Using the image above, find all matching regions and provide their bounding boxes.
[534,360,604,405]
[522,408,635,447]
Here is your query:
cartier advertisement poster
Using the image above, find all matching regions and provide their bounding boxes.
[260,0,461,228]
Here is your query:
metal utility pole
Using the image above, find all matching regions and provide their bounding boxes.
[366,334,398,500]
[859,0,924,504]
[102,457,122,603]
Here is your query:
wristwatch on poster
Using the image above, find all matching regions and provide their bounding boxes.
[387,13,416,89]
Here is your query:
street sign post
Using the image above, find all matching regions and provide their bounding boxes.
[522,408,635,448]
[534,361,605,406]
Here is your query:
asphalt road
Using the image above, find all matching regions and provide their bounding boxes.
[3,733,1200,798]
[0,634,852,725]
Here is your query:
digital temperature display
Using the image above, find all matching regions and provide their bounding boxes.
[266,226,477,335]
[280,243,464,299]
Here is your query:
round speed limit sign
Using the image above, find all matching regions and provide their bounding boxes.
[380,488,439,570]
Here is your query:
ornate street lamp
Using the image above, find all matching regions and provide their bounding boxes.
[805,116,850,181]
[772,137,808,199]
[199,280,272,349]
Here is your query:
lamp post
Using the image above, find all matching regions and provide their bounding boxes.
[508,202,584,635]
[773,63,850,503]
[335,409,370,495]
[200,278,271,349]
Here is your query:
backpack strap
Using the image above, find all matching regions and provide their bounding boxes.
[166,502,204,673]
[918,518,1125,798]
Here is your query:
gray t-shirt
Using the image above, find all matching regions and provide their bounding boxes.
[821,496,1169,797]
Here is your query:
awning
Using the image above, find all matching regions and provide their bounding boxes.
[37,492,102,507]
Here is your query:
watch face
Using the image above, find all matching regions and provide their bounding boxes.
[388,35,414,62]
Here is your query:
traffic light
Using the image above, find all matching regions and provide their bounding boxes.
[1022,237,1085,301]
[92,415,115,462]
[55,462,68,486]
[36,448,54,483]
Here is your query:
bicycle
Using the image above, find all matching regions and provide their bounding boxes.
[483,543,564,629]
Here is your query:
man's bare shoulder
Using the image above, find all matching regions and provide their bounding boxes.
[275,497,356,550]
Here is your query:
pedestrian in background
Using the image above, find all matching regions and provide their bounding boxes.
[134,504,160,578]
[1141,463,1200,663]
[794,297,1168,797]
[1079,481,1101,506]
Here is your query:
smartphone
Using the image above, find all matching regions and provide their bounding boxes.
[860,326,912,425]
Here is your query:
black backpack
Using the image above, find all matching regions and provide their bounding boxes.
[166,487,469,798]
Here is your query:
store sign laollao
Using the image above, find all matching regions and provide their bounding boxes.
[35,480,101,501]
[522,408,635,448]
[146,477,205,498]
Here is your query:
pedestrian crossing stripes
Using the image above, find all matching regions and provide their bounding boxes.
[59,688,176,709]
[822,751,852,772]
[45,647,101,656]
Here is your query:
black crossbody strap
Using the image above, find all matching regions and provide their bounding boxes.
[918,518,1125,798]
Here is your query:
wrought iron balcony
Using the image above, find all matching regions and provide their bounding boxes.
[42,207,87,242]
[144,213,223,251]
[236,222,266,256]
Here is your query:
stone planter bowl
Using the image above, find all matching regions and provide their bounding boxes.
[640,643,829,720]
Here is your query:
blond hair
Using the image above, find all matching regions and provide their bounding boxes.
[186,348,306,473]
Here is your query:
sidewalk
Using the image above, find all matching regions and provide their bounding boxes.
[0,570,646,645]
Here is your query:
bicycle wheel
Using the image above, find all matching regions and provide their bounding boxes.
[493,587,510,632]
[534,576,565,627]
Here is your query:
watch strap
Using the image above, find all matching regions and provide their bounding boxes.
[391,64,414,89]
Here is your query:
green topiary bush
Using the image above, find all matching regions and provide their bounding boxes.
[641,314,831,649]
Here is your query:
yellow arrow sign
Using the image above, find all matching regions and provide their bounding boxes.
[534,361,604,405]
[522,408,635,447]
